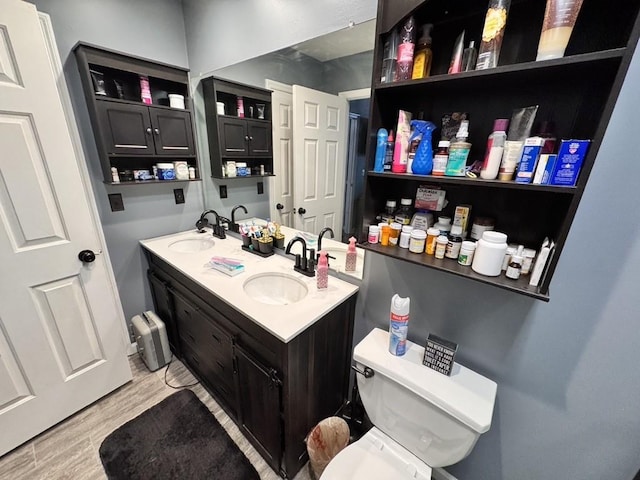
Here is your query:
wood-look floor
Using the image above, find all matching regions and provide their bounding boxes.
[0,355,313,480]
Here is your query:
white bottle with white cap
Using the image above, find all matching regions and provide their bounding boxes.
[472,231,508,276]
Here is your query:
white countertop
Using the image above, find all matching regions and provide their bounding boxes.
[140,230,359,343]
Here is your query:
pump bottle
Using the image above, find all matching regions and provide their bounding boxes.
[345,237,357,272]
[317,251,329,289]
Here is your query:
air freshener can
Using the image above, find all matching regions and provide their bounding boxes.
[389,294,410,356]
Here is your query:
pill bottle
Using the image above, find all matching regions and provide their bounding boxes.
[434,235,448,259]
[433,216,451,236]
[399,225,413,249]
[380,225,391,246]
[445,225,463,259]
[521,248,536,275]
[470,216,495,241]
[472,231,508,276]
[368,225,380,244]
[458,240,477,266]
[425,227,440,255]
[409,229,427,253]
[389,223,402,246]
[506,254,523,280]
[501,245,517,271]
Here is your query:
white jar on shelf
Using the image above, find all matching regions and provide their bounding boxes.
[472,231,508,277]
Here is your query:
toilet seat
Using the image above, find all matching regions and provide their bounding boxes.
[320,427,432,480]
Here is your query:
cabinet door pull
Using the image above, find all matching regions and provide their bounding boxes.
[211,332,220,343]
[154,128,160,135]
[146,127,152,135]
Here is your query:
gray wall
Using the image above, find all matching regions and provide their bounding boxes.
[321,50,374,94]
[212,48,325,91]
[359,46,640,479]
[33,0,204,323]
[182,0,378,75]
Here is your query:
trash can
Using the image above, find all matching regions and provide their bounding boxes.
[306,416,350,479]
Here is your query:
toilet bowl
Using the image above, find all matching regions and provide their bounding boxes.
[321,328,497,479]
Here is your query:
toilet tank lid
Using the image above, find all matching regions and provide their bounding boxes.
[354,329,497,433]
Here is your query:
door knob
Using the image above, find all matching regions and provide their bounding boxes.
[146,127,152,134]
[154,128,160,135]
[78,249,99,263]
[276,203,284,210]
[298,207,306,215]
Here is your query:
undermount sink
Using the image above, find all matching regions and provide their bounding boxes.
[168,237,215,253]
[243,273,308,305]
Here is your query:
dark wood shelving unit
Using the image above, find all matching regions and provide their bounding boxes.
[367,171,579,194]
[360,242,549,300]
[362,0,640,299]
[103,178,202,186]
[74,43,199,184]
[201,77,273,179]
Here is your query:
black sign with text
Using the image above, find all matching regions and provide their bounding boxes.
[423,334,458,376]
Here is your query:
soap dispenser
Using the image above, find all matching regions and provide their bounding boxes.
[345,237,357,272]
[317,251,329,289]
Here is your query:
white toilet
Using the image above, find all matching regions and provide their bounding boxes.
[321,328,497,480]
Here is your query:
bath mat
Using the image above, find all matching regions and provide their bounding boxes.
[99,389,259,480]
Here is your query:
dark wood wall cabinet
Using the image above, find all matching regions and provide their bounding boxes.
[74,43,199,184]
[145,251,356,479]
[361,0,640,300]
[202,77,273,179]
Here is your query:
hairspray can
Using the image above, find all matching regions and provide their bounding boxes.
[389,294,410,356]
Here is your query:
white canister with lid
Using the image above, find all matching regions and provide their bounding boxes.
[472,231,508,276]
[409,229,427,253]
[156,163,175,180]
[168,94,185,109]
[399,225,413,248]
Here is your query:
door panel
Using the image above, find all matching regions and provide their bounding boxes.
[292,86,348,237]
[0,0,131,455]
[268,83,294,227]
[234,344,282,471]
[149,107,195,155]
[218,117,249,156]
[96,101,154,155]
[246,119,271,155]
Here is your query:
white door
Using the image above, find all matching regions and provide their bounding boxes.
[0,0,131,455]
[266,80,294,227]
[292,86,349,238]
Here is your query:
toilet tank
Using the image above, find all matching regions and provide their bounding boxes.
[354,329,497,468]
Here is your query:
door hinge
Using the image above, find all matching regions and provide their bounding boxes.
[269,368,282,387]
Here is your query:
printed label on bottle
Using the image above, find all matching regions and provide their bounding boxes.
[433,154,448,174]
[482,137,495,170]
[397,43,415,63]
[390,312,409,323]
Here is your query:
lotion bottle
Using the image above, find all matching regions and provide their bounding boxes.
[317,251,329,289]
[345,237,357,272]
[480,119,509,179]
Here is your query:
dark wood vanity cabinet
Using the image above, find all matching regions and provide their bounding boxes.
[144,251,356,478]
[74,43,199,184]
[361,0,640,300]
[202,76,274,178]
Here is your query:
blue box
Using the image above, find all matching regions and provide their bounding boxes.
[532,154,557,185]
[550,140,590,187]
[515,137,545,183]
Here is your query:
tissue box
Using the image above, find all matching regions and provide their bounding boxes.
[550,140,590,187]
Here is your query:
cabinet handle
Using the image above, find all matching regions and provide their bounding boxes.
[211,332,220,343]
[154,128,160,135]
[245,135,250,141]
[249,136,253,141]
[146,127,152,135]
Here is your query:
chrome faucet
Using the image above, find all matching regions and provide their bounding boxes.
[285,237,315,277]
[196,210,226,239]
[231,205,248,233]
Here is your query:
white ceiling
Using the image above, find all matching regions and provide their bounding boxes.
[291,20,376,62]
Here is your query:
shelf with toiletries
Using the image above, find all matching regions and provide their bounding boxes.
[202,77,273,179]
[362,0,640,299]
[367,171,578,194]
[74,43,199,185]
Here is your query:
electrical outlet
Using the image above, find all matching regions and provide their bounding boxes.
[108,193,124,212]
[173,188,185,204]
[220,185,228,198]
[257,181,264,195]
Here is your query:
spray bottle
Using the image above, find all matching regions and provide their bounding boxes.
[317,251,329,289]
[389,294,410,356]
[345,237,357,272]
[374,128,388,172]
[408,120,436,175]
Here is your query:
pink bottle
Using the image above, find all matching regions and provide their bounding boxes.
[345,237,357,272]
[140,75,152,105]
[317,251,329,289]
